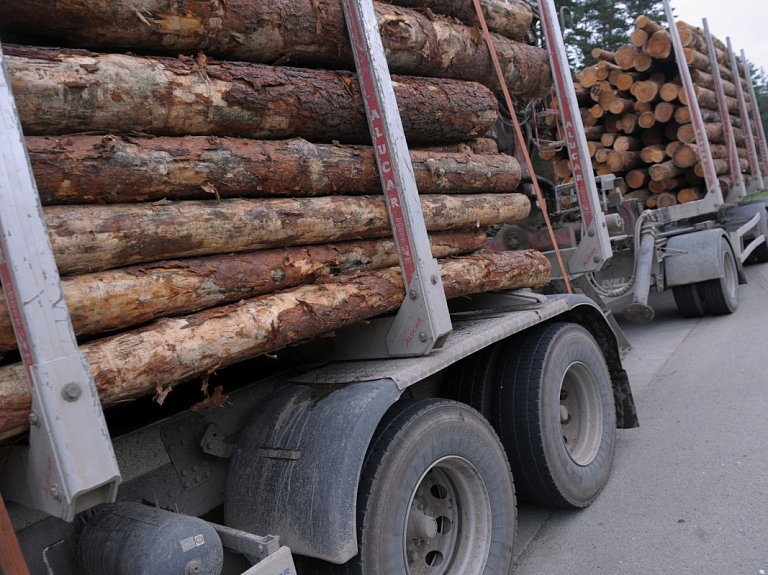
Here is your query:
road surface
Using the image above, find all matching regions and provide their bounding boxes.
[512,261,768,574]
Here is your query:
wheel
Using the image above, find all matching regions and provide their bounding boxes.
[296,399,516,575]
[672,283,707,318]
[494,323,616,509]
[699,239,739,315]
[443,343,504,421]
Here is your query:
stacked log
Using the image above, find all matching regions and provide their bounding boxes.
[557,16,752,208]
[0,0,552,438]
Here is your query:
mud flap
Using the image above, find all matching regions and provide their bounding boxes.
[225,379,402,564]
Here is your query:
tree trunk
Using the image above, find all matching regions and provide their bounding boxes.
[5,46,498,145]
[386,0,534,40]
[28,135,521,205]
[640,145,667,164]
[46,193,530,275]
[0,231,485,353]
[0,250,551,442]
[649,161,685,181]
[606,150,644,172]
[0,1,551,99]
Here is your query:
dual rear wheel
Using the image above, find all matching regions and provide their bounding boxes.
[297,323,616,574]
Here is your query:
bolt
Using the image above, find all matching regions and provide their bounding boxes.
[204,440,214,451]
[430,275,438,285]
[28,412,40,427]
[419,332,428,343]
[587,230,595,237]
[61,383,82,402]
[205,470,211,478]
[50,485,61,501]
[195,475,202,483]
[183,480,192,488]
[593,256,601,263]
[185,559,203,575]
[181,469,189,477]
[409,290,418,300]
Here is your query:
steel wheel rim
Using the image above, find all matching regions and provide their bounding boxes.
[403,456,492,575]
[559,361,604,466]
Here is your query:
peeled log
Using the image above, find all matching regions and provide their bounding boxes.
[5,46,498,145]
[0,232,485,353]
[0,250,551,441]
[28,136,521,205]
[0,2,551,99]
[47,194,531,275]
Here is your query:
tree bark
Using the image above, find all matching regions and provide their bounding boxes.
[386,0,534,41]
[0,231,485,353]
[46,193,530,275]
[5,45,498,145]
[0,1,551,99]
[0,250,551,442]
[28,135,521,205]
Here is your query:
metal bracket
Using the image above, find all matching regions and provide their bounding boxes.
[726,38,764,192]
[0,42,120,521]
[538,0,612,276]
[341,0,452,357]
[741,49,768,180]
[702,19,745,203]
[658,0,724,221]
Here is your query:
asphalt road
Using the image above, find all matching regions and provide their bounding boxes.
[511,262,768,574]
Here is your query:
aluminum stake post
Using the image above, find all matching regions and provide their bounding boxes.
[741,49,768,182]
[341,0,452,357]
[725,38,763,192]
[0,43,120,521]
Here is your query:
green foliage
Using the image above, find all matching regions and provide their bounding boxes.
[749,64,768,144]
[554,0,665,69]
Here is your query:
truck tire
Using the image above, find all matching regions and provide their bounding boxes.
[296,399,516,575]
[672,283,707,318]
[443,343,503,420]
[700,239,738,315]
[494,322,616,509]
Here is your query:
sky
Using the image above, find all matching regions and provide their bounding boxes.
[669,0,768,75]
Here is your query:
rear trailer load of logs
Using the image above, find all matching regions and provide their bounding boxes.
[554,15,766,209]
[511,0,768,328]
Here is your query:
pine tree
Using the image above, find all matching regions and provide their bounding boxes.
[555,0,665,68]
[749,65,768,146]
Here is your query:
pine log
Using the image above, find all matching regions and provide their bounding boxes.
[656,192,678,207]
[417,139,500,155]
[677,187,705,203]
[626,169,649,189]
[659,82,682,102]
[649,161,685,181]
[591,48,617,63]
[0,1,551,98]
[618,113,641,134]
[634,80,663,103]
[648,175,686,193]
[607,150,644,172]
[0,250,551,442]
[654,102,677,123]
[616,72,641,91]
[5,46,498,144]
[0,232,485,353]
[614,136,643,152]
[46,194,530,276]
[385,0,534,40]
[638,111,656,129]
[643,30,672,60]
[615,45,640,70]
[636,15,662,34]
[633,101,653,114]
[677,122,745,146]
[640,145,667,164]
[630,28,649,48]
[666,140,684,159]
[28,135,521,205]
[584,125,607,140]
[579,67,600,88]
[694,158,749,178]
[671,143,699,168]
[633,53,654,73]
[691,69,737,98]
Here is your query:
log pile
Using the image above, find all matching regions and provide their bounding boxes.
[554,15,754,208]
[0,0,553,439]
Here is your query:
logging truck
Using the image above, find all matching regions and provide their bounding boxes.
[5,0,765,572]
